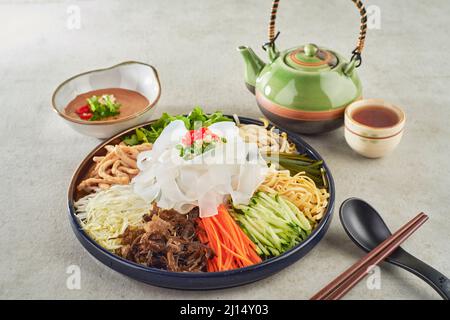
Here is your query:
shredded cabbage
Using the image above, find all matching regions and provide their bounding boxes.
[74,185,151,251]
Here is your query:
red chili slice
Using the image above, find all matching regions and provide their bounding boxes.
[76,105,90,115]
[79,112,93,120]
[182,127,222,146]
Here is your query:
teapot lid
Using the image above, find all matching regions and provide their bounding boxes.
[285,44,338,71]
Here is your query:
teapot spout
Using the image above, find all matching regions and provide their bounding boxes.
[238,46,266,95]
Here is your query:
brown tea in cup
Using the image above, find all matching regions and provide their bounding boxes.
[351,105,400,128]
[344,99,406,158]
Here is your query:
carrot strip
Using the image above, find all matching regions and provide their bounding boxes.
[218,205,261,263]
[222,236,234,270]
[219,205,254,251]
[217,207,243,249]
[211,215,251,264]
[220,241,253,265]
[196,204,262,272]
[204,218,222,271]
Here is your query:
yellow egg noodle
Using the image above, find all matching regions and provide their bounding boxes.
[259,169,329,222]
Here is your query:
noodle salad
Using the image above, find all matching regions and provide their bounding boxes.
[74,108,329,272]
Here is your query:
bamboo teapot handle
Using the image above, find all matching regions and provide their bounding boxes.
[265,0,368,67]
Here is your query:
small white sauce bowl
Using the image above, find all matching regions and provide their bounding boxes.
[345,99,406,158]
[52,61,161,139]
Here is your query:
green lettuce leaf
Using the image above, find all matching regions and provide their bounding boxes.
[122,107,232,145]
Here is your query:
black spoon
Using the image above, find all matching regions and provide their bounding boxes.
[339,198,450,300]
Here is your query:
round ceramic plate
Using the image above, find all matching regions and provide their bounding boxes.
[67,116,335,290]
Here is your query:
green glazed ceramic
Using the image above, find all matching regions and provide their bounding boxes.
[238,0,368,134]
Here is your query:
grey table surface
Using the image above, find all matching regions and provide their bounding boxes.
[0,0,449,300]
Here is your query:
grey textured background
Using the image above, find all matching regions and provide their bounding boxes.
[0,0,449,300]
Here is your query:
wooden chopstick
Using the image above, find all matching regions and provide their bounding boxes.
[325,214,428,300]
[311,212,428,300]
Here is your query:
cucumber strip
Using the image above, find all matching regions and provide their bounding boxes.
[275,195,303,227]
[265,226,283,251]
[256,193,293,222]
[239,216,275,248]
[268,246,281,256]
[250,205,291,229]
[256,242,271,256]
[284,199,312,231]
[232,191,317,258]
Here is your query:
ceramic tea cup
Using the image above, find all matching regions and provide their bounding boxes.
[344,99,406,158]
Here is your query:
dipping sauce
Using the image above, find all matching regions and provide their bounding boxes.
[351,106,399,128]
[65,88,149,121]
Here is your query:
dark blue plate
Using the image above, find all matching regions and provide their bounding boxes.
[67,116,335,290]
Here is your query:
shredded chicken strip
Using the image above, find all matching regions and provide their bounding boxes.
[77,143,152,193]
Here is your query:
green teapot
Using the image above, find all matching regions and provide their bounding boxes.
[238,0,368,134]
